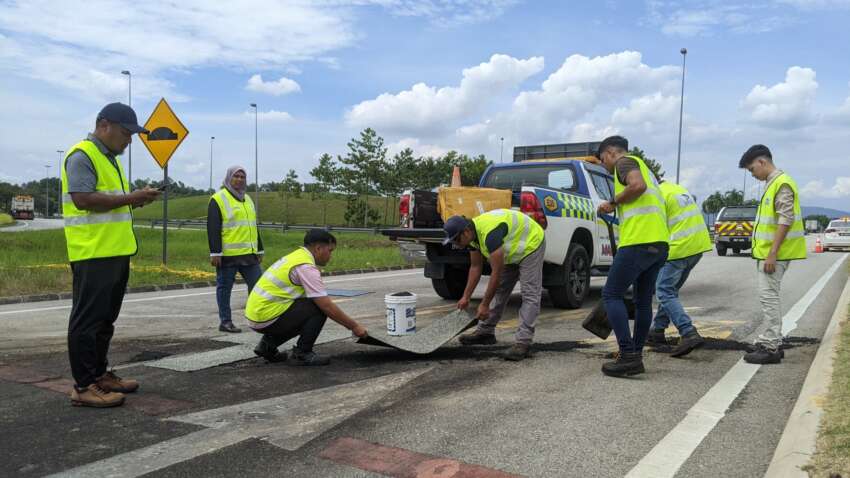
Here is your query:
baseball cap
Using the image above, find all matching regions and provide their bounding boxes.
[442,215,471,245]
[97,103,149,134]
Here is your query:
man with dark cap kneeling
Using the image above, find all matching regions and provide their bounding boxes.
[245,229,368,366]
[444,209,546,361]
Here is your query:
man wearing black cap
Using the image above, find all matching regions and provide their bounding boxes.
[443,210,546,361]
[62,103,160,408]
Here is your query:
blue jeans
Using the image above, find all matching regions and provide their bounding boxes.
[651,254,702,337]
[602,243,668,353]
[216,263,262,324]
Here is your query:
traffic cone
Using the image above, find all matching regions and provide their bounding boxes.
[450,166,462,187]
[814,237,823,253]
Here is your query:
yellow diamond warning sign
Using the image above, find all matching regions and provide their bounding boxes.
[139,98,189,168]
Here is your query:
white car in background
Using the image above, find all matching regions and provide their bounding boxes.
[823,218,850,251]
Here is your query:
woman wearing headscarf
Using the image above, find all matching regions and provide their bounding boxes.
[207,166,264,333]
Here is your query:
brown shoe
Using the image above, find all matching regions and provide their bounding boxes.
[97,371,139,393]
[70,384,125,408]
[504,343,531,361]
[458,331,497,346]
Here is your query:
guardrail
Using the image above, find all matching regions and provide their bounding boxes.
[146,219,386,234]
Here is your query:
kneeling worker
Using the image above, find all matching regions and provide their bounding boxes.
[646,178,712,357]
[444,209,545,361]
[246,229,368,365]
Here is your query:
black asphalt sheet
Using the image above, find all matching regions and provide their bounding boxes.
[357,309,476,354]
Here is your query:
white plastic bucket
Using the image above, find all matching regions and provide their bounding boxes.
[385,292,417,335]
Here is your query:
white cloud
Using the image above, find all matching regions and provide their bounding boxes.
[246,74,301,96]
[801,177,850,198]
[346,54,544,135]
[337,0,519,26]
[741,66,818,129]
[387,138,449,158]
[645,2,792,36]
[247,109,294,122]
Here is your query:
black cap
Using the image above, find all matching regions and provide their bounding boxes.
[442,215,471,245]
[739,144,772,168]
[597,135,629,157]
[97,103,149,134]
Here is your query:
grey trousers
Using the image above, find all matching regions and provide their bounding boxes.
[476,239,545,344]
[755,259,790,350]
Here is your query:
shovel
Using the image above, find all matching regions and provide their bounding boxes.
[581,214,636,339]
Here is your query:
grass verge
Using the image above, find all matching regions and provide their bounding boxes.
[0,228,413,298]
[0,213,14,227]
[808,295,850,477]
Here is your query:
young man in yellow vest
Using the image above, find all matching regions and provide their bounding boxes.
[596,136,669,377]
[207,165,264,333]
[444,209,546,361]
[646,179,713,357]
[739,145,806,364]
[62,103,160,407]
[245,229,368,366]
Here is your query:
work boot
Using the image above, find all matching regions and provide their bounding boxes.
[744,344,782,364]
[289,347,330,366]
[602,351,645,377]
[645,329,668,347]
[70,384,125,408]
[458,331,497,346]
[97,371,139,393]
[670,330,705,358]
[254,336,286,363]
[504,343,531,361]
[746,343,785,358]
[219,322,241,333]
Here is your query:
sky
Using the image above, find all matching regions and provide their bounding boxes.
[1,0,850,210]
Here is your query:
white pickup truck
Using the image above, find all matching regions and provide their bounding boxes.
[382,142,620,309]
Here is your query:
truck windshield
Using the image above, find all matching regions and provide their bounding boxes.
[483,165,577,192]
[719,207,757,221]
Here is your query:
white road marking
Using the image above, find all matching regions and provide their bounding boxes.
[0,271,419,316]
[49,368,432,478]
[625,253,848,478]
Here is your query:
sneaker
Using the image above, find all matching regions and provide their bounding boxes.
[670,331,705,358]
[602,351,645,377]
[289,348,330,366]
[646,329,668,347]
[254,336,286,363]
[70,384,125,408]
[504,343,531,361]
[746,343,785,358]
[219,322,242,333]
[97,371,139,393]
[458,332,497,346]
[744,344,782,364]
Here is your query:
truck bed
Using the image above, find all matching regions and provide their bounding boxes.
[380,227,445,243]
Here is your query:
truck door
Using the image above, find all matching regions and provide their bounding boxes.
[588,171,617,265]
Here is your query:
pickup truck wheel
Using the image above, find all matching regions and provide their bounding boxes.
[716,244,728,256]
[431,267,467,300]
[732,248,740,255]
[547,243,590,309]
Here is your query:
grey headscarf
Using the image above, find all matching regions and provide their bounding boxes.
[223,165,247,201]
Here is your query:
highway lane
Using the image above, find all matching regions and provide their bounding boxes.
[0,237,847,477]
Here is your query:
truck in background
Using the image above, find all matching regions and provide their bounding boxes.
[10,195,34,220]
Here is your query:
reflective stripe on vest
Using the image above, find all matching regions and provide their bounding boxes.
[470,209,544,264]
[659,181,712,260]
[614,156,669,247]
[61,140,136,262]
[211,188,259,256]
[245,247,315,322]
[752,172,807,261]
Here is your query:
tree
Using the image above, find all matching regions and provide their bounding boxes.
[701,188,754,214]
[336,128,386,226]
[279,169,301,223]
[805,214,830,230]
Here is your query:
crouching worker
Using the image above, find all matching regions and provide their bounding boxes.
[246,229,368,366]
[445,210,545,361]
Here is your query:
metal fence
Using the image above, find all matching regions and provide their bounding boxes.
[146,219,385,234]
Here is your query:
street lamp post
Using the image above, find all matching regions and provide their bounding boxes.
[250,103,258,215]
[121,70,133,188]
[743,170,747,202]
[56,150,64,212]
[500,137,504,163]
[676,48,687,184]
[209,136,215,191]
[43,165,51,217]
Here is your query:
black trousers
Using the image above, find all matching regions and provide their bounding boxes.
[68,256,130,388]
[257,298,328,352]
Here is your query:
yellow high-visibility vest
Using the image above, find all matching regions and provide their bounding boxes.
[753,173,806,260]
[659,181,712,260]
[614,155,669,247]
[470,209,544,264]
[61,140,136,262]
[245,247,315,322]
[211,188,258,256]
